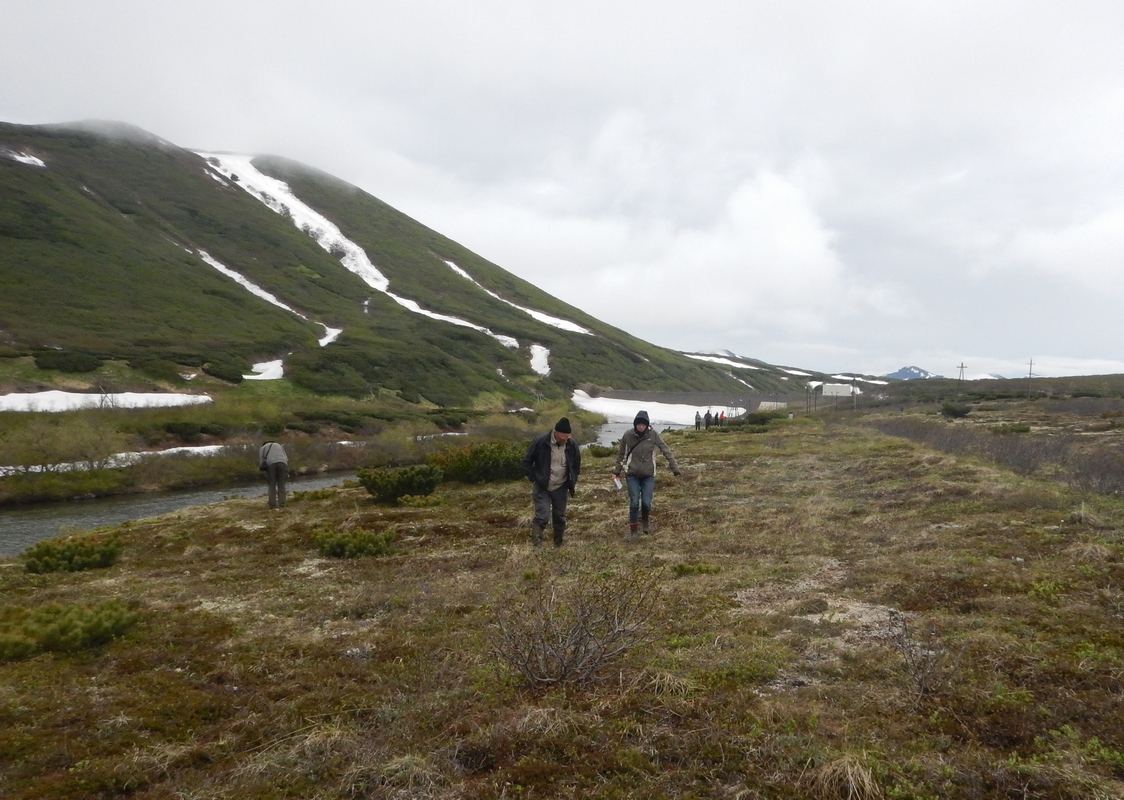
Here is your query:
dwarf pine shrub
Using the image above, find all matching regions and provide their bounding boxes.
[584,443,616,458]
[426,440,524,483]
[22,535,124,574]
[312,527,393,558]
[357,464,442,504]
[0,599,139,660]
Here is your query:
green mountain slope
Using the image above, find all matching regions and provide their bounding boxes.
[0,120,809,405]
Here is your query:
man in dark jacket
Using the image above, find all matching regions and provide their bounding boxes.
[522,417,582,547]
[612,410,680,537]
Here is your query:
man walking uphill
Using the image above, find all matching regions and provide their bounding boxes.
[522,418,582,547]
[612,410,680,538]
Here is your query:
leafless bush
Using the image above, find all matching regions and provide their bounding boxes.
[888,611,949,702]
[1066,447,1124,495]
[490,569,659,686]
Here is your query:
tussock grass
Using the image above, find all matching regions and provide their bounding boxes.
[3,413,1124,798]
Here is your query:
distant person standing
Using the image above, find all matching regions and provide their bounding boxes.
[612,410,681,538]
[522,418,582,547]
[695,411,702,431]
[259,440,289,509]
[704,410,712,430]
[719,411,726,427]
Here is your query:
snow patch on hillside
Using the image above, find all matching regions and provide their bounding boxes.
[245,360,284,380]
[684,353,760,370]
[198,153,519,348]
[530,345,551,376]
[1,149,45,167]
[444,260,591,335]
[832,374,889,385]
[197,250,340,356]
[572,390,745,426]
[0,391,212,413]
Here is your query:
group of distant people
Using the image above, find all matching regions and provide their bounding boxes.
[694,409,726,430]
[254,408,689,546]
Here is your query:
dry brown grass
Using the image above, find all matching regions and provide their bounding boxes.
[2,409,1124,798]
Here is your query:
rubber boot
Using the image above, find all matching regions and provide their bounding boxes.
[553,526,565,547]
[531,522,544,547]
[628,522,640,539]
[641,511,651,535]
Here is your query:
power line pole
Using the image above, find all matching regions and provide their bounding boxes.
[957,363,966,398]
[1027,358,1034,398]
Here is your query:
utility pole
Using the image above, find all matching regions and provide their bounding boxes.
[1026,358,1035,398]
[957,363,966,398]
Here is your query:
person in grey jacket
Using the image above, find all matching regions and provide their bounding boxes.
[522,417,582,547]
[612,410,680,537]
[258,440,289,509]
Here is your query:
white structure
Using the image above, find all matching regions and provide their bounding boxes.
[822,383,854,397]
[757,401,789,411]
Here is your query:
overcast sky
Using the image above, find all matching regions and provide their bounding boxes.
[5,1,1124,378]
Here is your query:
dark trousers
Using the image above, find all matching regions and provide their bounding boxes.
[266,462,287,508]
[532,483,569,545]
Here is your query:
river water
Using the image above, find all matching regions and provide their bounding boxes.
[0,472,355,557]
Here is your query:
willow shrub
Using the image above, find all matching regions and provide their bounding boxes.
[426,440,525,484]
[0,599,139,660]
[23,535,124,574]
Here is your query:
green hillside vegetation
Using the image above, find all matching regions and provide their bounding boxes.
[2,403,1123,798]
[1,120,788,408]
[0,355,604,504]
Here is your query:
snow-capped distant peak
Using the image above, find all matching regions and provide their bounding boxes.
[883,366,944,380]
[2,148,46,167]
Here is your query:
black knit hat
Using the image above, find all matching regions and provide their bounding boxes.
[554,417,572,433]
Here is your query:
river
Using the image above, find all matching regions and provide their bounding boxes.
[0,472,355,557]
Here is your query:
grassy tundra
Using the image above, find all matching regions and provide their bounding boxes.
[1,407,1122,799]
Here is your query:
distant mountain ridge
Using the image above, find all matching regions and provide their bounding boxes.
[0,120,862,406]
[884,366,944,380]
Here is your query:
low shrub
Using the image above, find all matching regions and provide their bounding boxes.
[728,411,783,427]
[312,527,393,558]
[290,487,338,502]
[426,440,524,483]
[0,599,139,660]
[163,421,202,442]
[22,535,124,574]
[941,402,972,418]
[991,423,1031,434]
[584,443,616,458]
[357,464,443,504]
[490,569,658,685]
[202,361,244,384]
[33,350,103,373]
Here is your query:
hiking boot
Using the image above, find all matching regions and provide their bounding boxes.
[553,526,565,547]
[641,513,651,534]
[628,522,640,539]
[531,522,544,547]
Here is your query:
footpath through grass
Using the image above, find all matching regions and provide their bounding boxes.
[1,415,1122,799]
